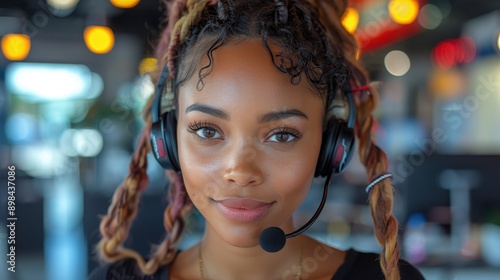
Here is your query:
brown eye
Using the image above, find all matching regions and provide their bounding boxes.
[268,132,297,143]
[275,133,291,142]
[201,128,217,138]
[267,127,302,144]
[196,128,221,139]
[187,121,223,141]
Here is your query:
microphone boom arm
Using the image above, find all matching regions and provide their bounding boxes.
[286,172,333,238]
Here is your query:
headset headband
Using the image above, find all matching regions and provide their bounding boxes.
[152,65,172,122]
[346,90,355,129]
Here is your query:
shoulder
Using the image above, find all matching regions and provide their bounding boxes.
[88,258,170,280]
[333,249,425,280]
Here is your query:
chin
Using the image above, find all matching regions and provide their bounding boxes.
[208,219,266,248]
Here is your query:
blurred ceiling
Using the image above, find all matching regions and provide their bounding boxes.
[0,0,500,96]
[0,0,163,53]
[0,0,499,55]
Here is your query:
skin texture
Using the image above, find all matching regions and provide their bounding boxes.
[170,39,346,279]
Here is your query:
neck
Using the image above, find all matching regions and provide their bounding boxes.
[199,219,303,280]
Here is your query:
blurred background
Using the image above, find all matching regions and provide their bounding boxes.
[0,0,499,279]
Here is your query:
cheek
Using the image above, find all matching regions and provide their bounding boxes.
[270,152,316,204]
[258,132,322,211]
[177,130,228,211]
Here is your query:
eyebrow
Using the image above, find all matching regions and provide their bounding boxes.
[258,109,308,123]
[185,104,229,120]
[185,103,308,122]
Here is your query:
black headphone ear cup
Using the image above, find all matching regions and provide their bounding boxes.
[315,120,339,177]
[334,124,355,174]
[150,111,180,172]
[315,119,355,177]
[163,111,180,172]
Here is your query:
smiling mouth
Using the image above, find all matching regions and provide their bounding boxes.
[214,198,274,222]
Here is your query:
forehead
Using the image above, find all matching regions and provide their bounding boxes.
[178,39,323,112]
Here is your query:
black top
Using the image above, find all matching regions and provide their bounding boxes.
[89,249,425,279]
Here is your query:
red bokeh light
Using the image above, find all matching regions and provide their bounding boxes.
[432,36,476,69]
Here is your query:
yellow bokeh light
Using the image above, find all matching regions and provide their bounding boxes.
[1,34,31,61]
[341,7,359,34]
[84,26,115,54]
[497,32,500,51]
[389,0,419,25]
[139,58,158,76]
[109,0,140,9]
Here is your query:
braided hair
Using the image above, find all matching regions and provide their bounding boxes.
[96,1,401,279]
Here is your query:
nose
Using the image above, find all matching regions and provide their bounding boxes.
[223,141,264,187]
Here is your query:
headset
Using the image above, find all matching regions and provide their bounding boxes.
[150,65,356,177]
[150,65,357,252]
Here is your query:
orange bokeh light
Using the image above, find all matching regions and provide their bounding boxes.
[1,34,31,61]
[341,7,360,34]
[109,0,140,9]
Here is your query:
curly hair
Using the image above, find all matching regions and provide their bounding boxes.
[96,1,401,279]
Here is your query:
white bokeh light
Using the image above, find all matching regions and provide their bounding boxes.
[60,129,103,157]
[384,50,411,76]
[47,0,80,9]
[5,63,103,102]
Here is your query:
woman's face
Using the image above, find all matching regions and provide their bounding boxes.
[177,39,324,248]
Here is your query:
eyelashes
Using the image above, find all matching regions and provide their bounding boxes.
[186,120,303,144]
[267,126,303,144]
[187,120,223,141]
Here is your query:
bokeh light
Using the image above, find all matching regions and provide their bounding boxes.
[84,26,115,54]
[109,0,140,9]
[5,63,93,101]
[388,0,420,25]
[139,57,157,76]
[384,50,411,76]
[1,34,31,61]
[5,113,37,143]
[60,129,103,157]
[47,0,80,16]
[341,7,359,34]
[418,4,443,30]
[429,69,465,99]
[47,0,80,10]
[497,31,500,51]
[432,36,476,69]
[12,144,66,178]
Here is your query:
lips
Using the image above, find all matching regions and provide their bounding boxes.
[215,198,273,222]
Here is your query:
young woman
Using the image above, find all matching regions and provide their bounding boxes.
[90,0,424,279]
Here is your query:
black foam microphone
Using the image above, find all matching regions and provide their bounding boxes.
[259,172,333,253]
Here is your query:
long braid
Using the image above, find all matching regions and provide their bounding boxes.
[142,171,192,273]
[311,1,401,279]
[96,0,218,276]
[96,123,153,270]
[354,74,401,280]
[96,117,192,275]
